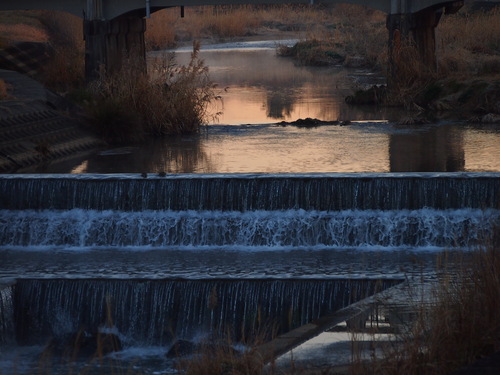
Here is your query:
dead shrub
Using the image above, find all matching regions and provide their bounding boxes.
[438,7,500,78]
[37,11,84,91]
[368,234,500,375]
[87,41,220,143]
[0,79,8,99]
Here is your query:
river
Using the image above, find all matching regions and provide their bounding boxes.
[28,39,500,174]
[1,40,499,375]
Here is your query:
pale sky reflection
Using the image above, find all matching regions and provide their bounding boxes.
[202,124,390,173]
[464,128,500,172]
[61,45,499,174]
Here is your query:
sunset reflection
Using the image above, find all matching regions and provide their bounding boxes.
[464,127,500,171]
[36,43,500,174]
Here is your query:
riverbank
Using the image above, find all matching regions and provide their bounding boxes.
[2,5,498,121]
[0,69,103,172]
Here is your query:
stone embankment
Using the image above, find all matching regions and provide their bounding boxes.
[0,69,103,172]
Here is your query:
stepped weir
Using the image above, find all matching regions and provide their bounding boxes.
[0,173,499,364]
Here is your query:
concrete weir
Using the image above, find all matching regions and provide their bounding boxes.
[258,278,434,371]
[255,281,407,364]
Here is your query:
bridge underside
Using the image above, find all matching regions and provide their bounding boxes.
[387,1,464,82]
[83,2,463,83]
[0,1,466,83]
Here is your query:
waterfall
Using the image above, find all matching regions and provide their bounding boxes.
[0,284,13,344]
[1,208,497,250]
[1,172,499,352]
[1,173,499,211]
[11,278,399,346]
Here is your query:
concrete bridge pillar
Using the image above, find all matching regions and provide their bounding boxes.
[386,9,442,81]
[84,16,146,81]
[386,1,464,85]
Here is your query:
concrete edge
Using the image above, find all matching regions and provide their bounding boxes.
[254,280,408,364]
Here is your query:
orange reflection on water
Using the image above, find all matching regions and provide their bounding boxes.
[464,128,500,171]
[203,124,390,173]
[215,84,343,125]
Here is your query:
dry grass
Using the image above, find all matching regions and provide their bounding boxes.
[176,339,266,375]
[364,237,500,375]
[0,10,48,44]
[275,5,387,70]
[329,5,387,67]
[87,42,220,143]
[438,7,500,78]
[145,8,179,50]
[174,321,281,375]
[0,78,8,99]
[146,6,260,50]
[37,11,85,91]
[145,5,341,50]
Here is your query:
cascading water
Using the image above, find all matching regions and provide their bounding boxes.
[0,284,13,345]
[1,173,499,211]
[0,173,499,373]
[1,208,497,249]
[12,278,398,346]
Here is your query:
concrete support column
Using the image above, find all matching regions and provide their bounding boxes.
[386,9,441,83]
[386,1,464,86]
[84,16,146,81]
[411,9,442,68]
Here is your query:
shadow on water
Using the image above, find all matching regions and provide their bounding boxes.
[70,135,215,174]
[389,123,465,172]
[22,41,500,173]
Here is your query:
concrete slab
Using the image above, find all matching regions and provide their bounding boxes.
[256,277,438,371]
[0,69,103,172]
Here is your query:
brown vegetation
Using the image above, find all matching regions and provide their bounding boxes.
[0,79,8,99]
[439,7,500,78]
[174,237,500,375]
[86,42,220,143]
[145,5,339,50]
[176,339,266,375]
[0,11,48,44]
[1,4,498,134]
[37,10,85,91]
[365,239,500,375]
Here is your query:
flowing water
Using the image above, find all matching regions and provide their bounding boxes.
[30,40,500,174]
[1,40,500,374]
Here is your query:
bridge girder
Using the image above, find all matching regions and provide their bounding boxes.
[0,0,466,20]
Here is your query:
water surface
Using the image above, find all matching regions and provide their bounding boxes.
[24,40,499,174]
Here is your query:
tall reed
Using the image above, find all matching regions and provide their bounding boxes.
[37,10,85,91]
[438,7,500,77]
[366,237,500,374]
[87,41,220,143]
[0,79,7,99]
